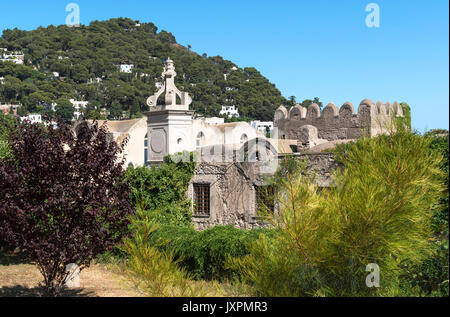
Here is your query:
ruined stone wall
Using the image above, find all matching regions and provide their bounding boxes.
[189,153,339,230]
[274,99,403,142]
[188,162,260,230]
[300,152,340,187]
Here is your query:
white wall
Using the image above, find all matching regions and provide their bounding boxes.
[123,119,148,167]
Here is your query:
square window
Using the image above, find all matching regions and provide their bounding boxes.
[193,183,210,216]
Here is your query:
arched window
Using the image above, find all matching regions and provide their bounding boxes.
[240,134,248,144]
[196,132,205,150]
[144,133,148,165]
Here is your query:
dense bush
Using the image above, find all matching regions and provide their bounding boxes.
[119,216,207,297]
[147,224,276,281]
[228,121,445,296]
[226,234,326,297]
[400,130,449,296]
[0,112,16,162]
[124,153,196,227]
[0,112,16,250]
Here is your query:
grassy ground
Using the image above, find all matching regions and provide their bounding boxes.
[0,252,142,297]
[0,252,250,297]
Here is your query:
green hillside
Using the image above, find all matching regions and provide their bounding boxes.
[0,18,287,121]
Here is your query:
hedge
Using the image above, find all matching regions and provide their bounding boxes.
[149,225,276,281]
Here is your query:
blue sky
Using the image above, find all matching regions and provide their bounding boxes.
[0,0,448,131]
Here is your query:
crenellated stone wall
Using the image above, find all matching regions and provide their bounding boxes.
[274,99,404,142]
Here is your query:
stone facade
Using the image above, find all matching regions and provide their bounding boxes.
[189,152,339,230]
[142,60,405,230]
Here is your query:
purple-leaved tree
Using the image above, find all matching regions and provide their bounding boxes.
[0,119,134,296]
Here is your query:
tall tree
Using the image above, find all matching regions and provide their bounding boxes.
[288,96,296,107]
[0,120,134,296]
[55,98,74,123]
[301,97,323,109]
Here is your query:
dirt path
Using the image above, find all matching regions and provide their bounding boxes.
[0,253,142,297]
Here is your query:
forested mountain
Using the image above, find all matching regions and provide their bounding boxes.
[0,18,287,121]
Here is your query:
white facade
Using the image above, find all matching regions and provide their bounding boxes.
[0,105,8,114]
[120,64,134,73]
[87,77,103,84]
[219,105,240,118]
[203,117,225,125]
[20,114,42,124]
[251,120,274,134]
[0,50,24,65]
[1,103,21,115]
[70,99,89,120]
[191,120,261,150]
[145,59,260,164]
[90,118,148,168]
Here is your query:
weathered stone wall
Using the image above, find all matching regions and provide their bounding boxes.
[274,100,403,142]
[189,153,339,230]
[300,152,339,187]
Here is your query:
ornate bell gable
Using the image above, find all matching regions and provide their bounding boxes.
[147,58,193,111]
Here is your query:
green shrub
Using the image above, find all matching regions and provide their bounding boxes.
[148,224,276,281]
[228,121,445,297]
[124,153,196,227]
[325,123,444,296]
[226,159,332,296]
[119,216,207,297]
[400,130,449,296]
[225,234,326,297]
[0,112,16,162]
[400,102,412,129]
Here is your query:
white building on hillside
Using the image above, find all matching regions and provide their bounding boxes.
[0,49,24,65]
[20,114,42,124]
[251,120,274,135]
[0,103,21,115]
[70,99,89,120]
[219,105,240,118]
[119,64,134,73]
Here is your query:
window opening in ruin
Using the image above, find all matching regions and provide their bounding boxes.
[193,183,210,216]
[255,185,275,214]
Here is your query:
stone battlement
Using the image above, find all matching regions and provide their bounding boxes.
[274,99,404,142]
